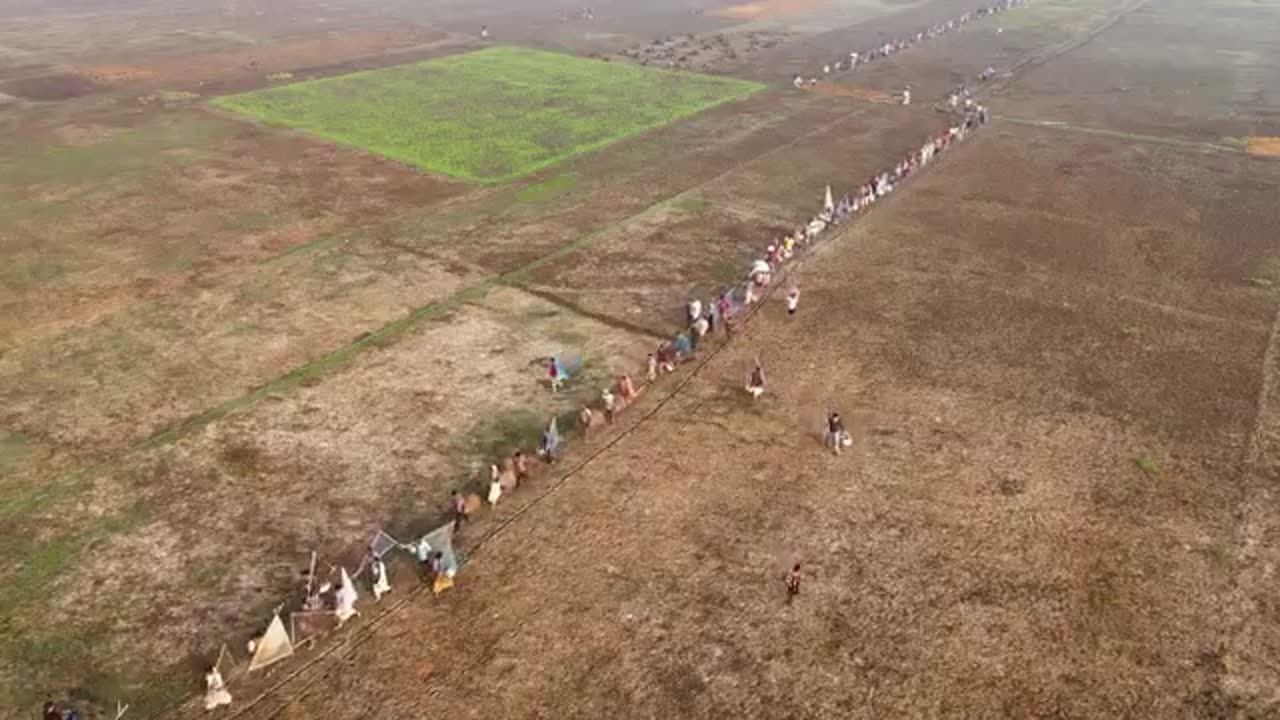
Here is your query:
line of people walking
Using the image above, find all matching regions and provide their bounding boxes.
[793,0,1028,89]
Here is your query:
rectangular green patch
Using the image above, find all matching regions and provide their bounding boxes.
[212,46,763,183]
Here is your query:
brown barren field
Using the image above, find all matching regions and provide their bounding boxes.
[2,0,1280,716]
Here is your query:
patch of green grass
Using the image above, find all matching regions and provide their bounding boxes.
[671,196,709,215]
[213,47,763,182]
[0,501,151,609]
[221,210,274,233]
[0,115,233,187]
[517,174,578,203]
[549,327,589,347]
[712,259,742,285]
[27,260,66,282]
[1134,456,1161,477]
[187,558,232,592]
[1200,542,1234,570]
[462,408,546,460]
[0,615,193,717]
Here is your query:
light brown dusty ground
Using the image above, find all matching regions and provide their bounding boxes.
[3,0,1280,716]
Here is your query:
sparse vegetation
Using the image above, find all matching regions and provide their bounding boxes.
[517,174,579,203]
[1134,455,1161,477]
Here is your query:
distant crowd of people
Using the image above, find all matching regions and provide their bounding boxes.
[793,0,1027,91]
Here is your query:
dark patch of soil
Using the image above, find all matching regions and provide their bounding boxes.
[1,73,97,101]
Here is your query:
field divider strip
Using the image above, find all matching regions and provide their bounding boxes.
[511,285,673,340]
[993,114,1250,154]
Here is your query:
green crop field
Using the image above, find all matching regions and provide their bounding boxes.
[213,47,764,182]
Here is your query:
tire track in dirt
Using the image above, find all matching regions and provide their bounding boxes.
[985,0,1154,98]
[1246,303,1280,468]
[993,114,1250,154]
[512,285,672,341]
[1216,296,1280,713]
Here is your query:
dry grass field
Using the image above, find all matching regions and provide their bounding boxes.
[2,0,1279,716]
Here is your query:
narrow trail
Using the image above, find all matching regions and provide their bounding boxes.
[513,285,673,341]
[985,0,1152,96]
[1214,295,1280,710]
[994,114,1248,154]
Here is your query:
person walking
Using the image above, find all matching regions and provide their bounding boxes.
[370,554,391,601]
[688,298,703,325]
[826,411,847,455]
[746,360,766,400]
[786,287,800,316]
[487,471,503,507]
[538,415,560,463]
[601,386,617,423]
[451,489,469,530]
[785,563,802,603]
[512,450,529,483]
[204,666,232,710]
[548,356,564,392]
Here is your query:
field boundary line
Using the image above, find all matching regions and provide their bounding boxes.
[1246,300,1280,466]
[986,0,1151,96]
[993,115,1250,154]
[512,285,673,340]
[1212,293,1280,710]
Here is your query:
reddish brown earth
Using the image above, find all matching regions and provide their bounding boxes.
[0,72,98,100]
[3,0,1280,717]
[79,27,451,91]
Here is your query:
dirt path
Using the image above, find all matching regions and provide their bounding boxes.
[1219,297,1280,711]
[993,115,1250,154]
